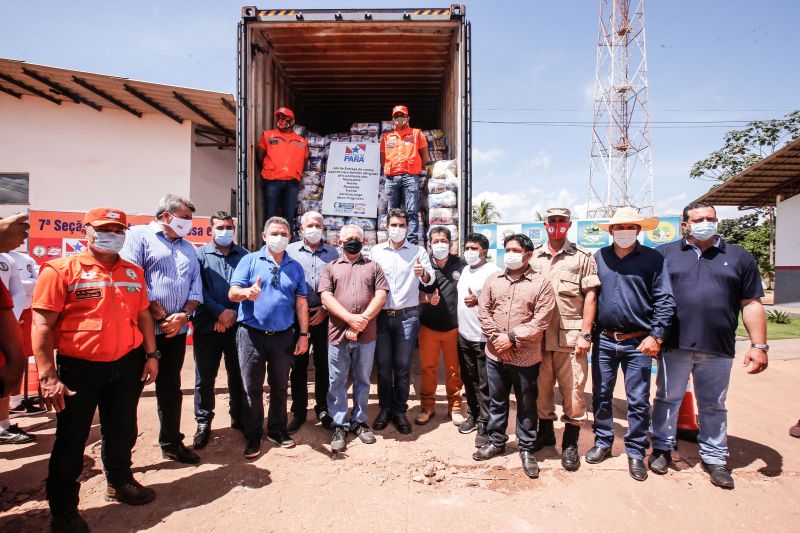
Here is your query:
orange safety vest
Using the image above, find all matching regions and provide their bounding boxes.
[381,127,427,176]
[258,129,309,181]
[32,251,149,362]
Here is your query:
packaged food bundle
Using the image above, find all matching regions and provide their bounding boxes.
[430,150,446,162]
[292,124,308,137]
[307,135,328,148]
[323,217,347,230]
[381,121,395,133]
[306,158,324,173]
[298,199,322,214]
[431,159,458,181]
[377,197,388,215]
[363,134,380,143]
[345,217,377,231]
[326,230,340,246]
[431,138,448,151]
[363,230,378,245]
[378,213,388,231]
[308,147,325,159]
[429,129,446,140]
[377,231,388,243]
[427,177,458,194]
[298,184,324,202]
[350,123,377,135]
[429,207,458,226]
[301,171,324,187]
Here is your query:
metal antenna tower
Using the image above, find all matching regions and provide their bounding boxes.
[587,0,654,217]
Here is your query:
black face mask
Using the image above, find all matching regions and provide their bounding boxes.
[342,239,363,254]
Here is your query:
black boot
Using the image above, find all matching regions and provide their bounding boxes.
[560,423,581,471]
[533,419,556,451]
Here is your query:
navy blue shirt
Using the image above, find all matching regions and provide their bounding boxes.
[594,243,676,340]
[657,238,763,357]
[230,247,307,331]
[194,241,249,334]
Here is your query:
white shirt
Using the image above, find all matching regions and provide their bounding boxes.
[456,261,500,342]
[7,251,38,312]
[0,253,26,320]
[369,240,435,309]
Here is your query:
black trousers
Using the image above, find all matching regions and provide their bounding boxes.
[47,348,145,514]
[237,326,295,437]
[289,319,329,418]
[193,329,244,425]
[155,333,187,447]
[458,334,490,424]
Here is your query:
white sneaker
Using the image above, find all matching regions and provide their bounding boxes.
[450,410,465,426]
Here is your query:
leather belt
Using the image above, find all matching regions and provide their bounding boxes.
[382,306,417,317]
[240,324,292,336]
[601,329,649,341]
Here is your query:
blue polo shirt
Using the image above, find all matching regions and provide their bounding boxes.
[594,243,676,340]
[657,238,763,357]
[230,247,307,331]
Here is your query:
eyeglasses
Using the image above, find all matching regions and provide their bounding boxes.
[270,266,280,288]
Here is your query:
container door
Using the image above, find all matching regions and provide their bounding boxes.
[462,20,473,237]
[236,20,249,246]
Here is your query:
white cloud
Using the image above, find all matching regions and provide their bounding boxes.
[524,150,552,170]
[473,186,583,223]
[654,192,688,216]
[473,147,507,166]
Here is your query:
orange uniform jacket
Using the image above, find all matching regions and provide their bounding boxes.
[258,129,309,181]
[380,127,428,176]
[32,251,150,362]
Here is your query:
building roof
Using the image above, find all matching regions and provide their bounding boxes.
[0,58,235,144]
[694,137,800,208]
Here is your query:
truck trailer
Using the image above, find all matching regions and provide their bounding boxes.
[236,5,472,249]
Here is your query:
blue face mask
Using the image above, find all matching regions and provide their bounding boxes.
[214,229,234,246]
[689,221,717,242]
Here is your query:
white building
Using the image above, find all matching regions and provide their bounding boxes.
[0,58,236,219]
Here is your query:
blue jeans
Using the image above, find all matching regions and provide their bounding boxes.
[327,340,376,429]
[486,357,540,452]
[385,173,420,244]
[591,335,653,459]
[264,179,299,233]
[376,309,420,414]
[651,348,734,464]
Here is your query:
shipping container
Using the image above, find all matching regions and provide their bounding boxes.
[236,5,471,249]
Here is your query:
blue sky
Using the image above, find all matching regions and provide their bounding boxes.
[2,0,797,221]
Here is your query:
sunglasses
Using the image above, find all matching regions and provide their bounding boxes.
[270,266,280,288]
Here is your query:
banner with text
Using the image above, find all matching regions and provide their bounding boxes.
[321,141,380,218]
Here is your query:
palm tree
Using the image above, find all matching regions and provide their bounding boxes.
[472,199,501,224]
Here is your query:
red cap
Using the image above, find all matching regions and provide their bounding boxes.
[83,208,128,229]
[274,107,295,119]
[392,105,409,117]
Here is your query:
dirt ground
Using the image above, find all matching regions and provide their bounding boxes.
[2,338,798,532]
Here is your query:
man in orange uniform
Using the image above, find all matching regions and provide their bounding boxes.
[32,208,159,533]
[257,106,309,234]
[380,105,430,244]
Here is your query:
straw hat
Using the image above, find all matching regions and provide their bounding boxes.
[597,206,659,232]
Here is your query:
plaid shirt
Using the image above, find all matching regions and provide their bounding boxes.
[477,266,556,367]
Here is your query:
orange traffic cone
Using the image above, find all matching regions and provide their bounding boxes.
[676,380,699,442]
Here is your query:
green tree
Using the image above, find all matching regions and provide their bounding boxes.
[472,199,501,225]
[718,213,771,273]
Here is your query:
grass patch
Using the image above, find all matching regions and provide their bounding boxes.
[737,315,800,340]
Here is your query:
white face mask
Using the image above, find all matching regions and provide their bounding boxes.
[504,251,525,270]
[303,226,323,244]
[464,249,482,266]
[388,226,407,243]
[267,234,289,253]
[689,221,717,242]
[431,242,450,260]
[167,214,193,238]
[613,229,639,248]
[91,230,126,254]
[214,229,234,246]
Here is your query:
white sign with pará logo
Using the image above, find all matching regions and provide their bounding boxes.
[321,141,380,218]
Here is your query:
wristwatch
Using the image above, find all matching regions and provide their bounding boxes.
[751,343,769,353]
[580,332,592,342]
[651,336,664,345]
[182,310,196,321]
[146,350,162,360]
[298,332,310,337]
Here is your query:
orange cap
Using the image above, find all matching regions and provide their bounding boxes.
[83,208,128,229]
[274,106,295,119]
[392,105,409,117]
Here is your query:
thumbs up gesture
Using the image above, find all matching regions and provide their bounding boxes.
[430,288,441,306]
[413,255,425,278]
[464,287,478,308]
[247,275,262,301]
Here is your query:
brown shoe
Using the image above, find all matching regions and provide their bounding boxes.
[415,408,435,425]
[105,480,156,505]
[790,420,800,438]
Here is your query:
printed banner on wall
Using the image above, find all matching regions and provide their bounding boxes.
[642,216,681,247]
[575,219,610,249]
[321,141,380,217]
[28,210,212,265]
